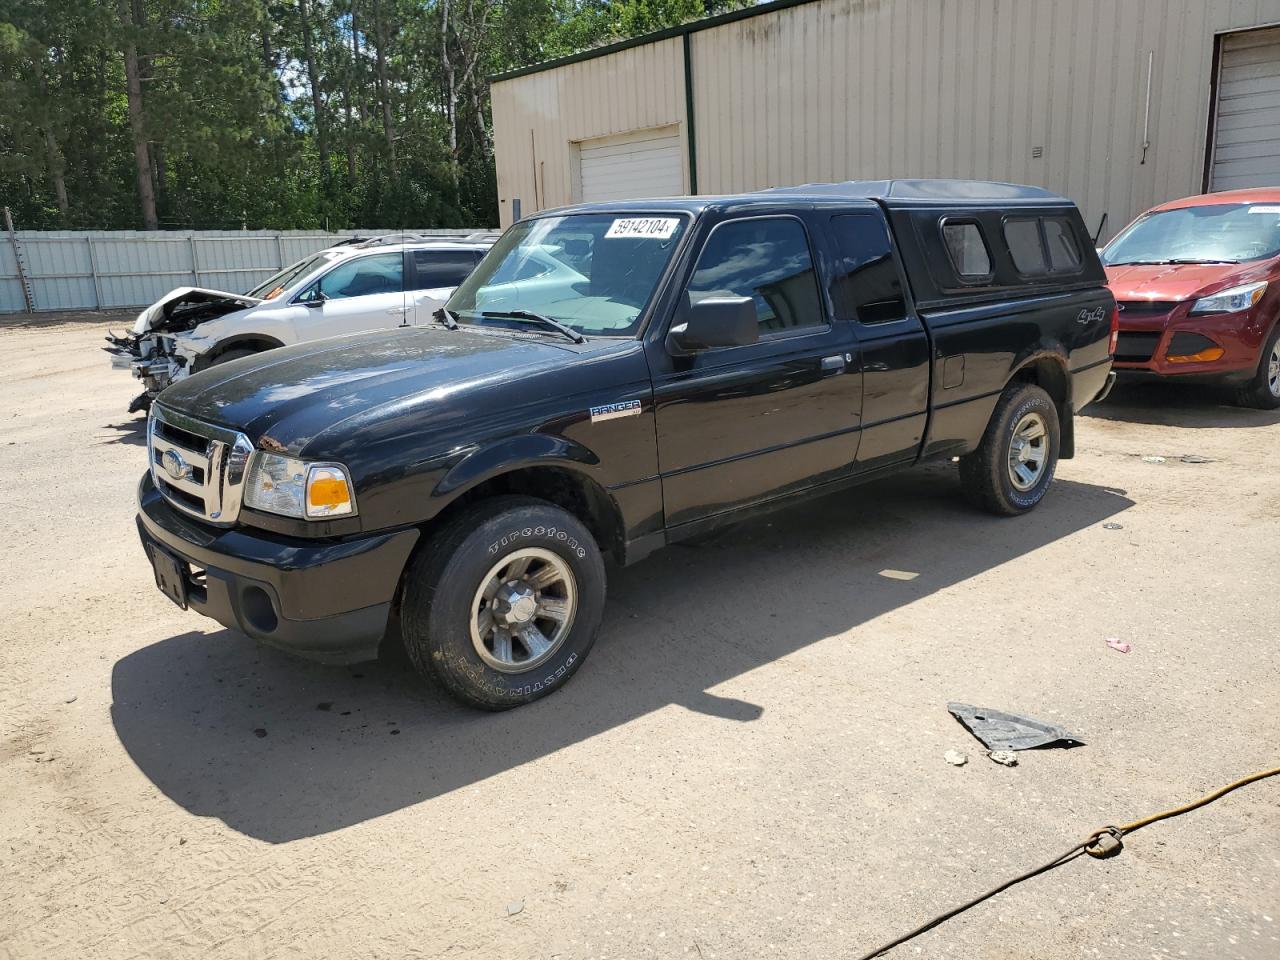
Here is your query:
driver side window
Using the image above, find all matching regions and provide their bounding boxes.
[686,217,824,335]
[310,253,404,301]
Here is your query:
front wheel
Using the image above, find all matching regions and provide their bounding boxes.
[1234,326,1280,410]
[400,496,606,710]
[959,383,1060,515]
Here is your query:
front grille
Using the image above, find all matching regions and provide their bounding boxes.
[148,405,254,526]
[1115,331,1162,362]
[1117,300,1178,316]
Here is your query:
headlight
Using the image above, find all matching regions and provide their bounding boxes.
[1189,281,1267,314]
[243,453,356,519]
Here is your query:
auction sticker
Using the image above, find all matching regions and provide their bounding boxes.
[1248,206,1280,214]
[606,217,679,239]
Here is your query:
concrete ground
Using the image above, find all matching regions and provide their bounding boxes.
[2,318,1278,960]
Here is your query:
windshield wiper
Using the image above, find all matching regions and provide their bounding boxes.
[432,306,459,330]
[1108,258,1240,266]
[480,310,586,344]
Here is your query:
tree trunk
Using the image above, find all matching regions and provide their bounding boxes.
[442,0,457,164]
[371,0,396,175]
[117,0,157,229]
[351,3,367,124]
[32,57,69,217]
[344,0,357,180]
[299,0,330,179]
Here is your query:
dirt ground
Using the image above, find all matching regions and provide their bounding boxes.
[2,318,1278,960]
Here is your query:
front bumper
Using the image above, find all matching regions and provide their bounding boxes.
[1113,302,1266,382]
[136,473,419,664]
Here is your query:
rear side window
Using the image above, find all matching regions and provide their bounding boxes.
[1004,219,1048,275]
[687,217,825,335]
[1002,216,1083,276]
[411,250,479,290]
[828,214,906,324]
[941,221,992,279]
[1043,218,1082,271]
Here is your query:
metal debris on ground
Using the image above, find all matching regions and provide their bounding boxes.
[946,703,1085,751]
[1141,455,1166,464]
[1102,522,1123,530]
[987,750,1018,767]
[506,900,525,917]
[1105,637,1132,654]
[1180,454,1213,464]
[943,749,968,766]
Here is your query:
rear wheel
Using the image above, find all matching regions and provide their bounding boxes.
[1234,326,1280,410]
[959,383,1060,515]
[400,496,606,710]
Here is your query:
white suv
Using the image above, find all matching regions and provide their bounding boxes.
[107,234,496,412]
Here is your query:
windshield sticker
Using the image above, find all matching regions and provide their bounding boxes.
[606,217,679,239]
[1247,206,1280,214]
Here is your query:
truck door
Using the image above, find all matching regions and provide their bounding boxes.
[825,213,932,473]
[648,213,863,529]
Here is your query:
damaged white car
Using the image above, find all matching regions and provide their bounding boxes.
[105,234,495,412]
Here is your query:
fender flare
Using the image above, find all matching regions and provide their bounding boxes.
[1006,348,1074,459]
[433,434,603,499]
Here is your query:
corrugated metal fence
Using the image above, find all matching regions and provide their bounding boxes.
[0,228,491,314]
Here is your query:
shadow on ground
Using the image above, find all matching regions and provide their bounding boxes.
[111,466,1131,843]
[1084,380,1280,429]
[99,417,148,447]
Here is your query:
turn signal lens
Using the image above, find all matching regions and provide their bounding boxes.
[1166,347,1225,364]
[305,464,355,518]
[1109,304,1120,355]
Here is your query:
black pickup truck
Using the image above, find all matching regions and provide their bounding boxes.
[136,180,1116,709]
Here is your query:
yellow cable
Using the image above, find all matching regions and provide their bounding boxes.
[1116,765,1280,835]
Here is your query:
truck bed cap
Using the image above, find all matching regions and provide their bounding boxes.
[762,179,1068,204]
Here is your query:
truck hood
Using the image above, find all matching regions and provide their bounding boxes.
[155,325,581,454]
[133,287,263,335]
[1104,261,1272,303]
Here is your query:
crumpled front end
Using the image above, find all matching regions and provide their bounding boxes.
[106,286,260,409]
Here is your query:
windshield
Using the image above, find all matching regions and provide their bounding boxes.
[1102,203,1280,266]
[447,213,689,337]
[246,251,340,299]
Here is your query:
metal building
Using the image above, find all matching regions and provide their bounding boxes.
[490,0,1280,239]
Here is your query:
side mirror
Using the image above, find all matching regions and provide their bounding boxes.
[300,289,326,308]
[667,296,758,354]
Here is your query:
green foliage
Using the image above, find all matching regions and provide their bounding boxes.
[0,0,748,230]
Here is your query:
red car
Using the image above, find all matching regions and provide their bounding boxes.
[1101,188,1280,408]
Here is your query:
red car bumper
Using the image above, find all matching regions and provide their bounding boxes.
[1113,300,1269,382]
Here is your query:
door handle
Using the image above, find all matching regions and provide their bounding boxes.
[821,354,847,374]
[386,306,408,315]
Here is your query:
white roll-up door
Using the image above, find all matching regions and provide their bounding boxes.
[1210,27,1280,191]
[578,127,685,203]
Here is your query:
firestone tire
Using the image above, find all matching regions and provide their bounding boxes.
[399,496,606,711]
[1234,325,1280,410]
[959,383,1060,516]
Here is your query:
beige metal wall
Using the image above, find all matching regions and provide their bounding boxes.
[490,37,690,227]
[492,0,1280,236]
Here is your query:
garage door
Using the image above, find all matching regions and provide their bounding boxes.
[578,127,685,203]
[1210,27,1280,191]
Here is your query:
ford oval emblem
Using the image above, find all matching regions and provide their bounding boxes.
[162,448,191,482]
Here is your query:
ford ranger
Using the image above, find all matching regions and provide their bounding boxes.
[135,180,1117,710]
